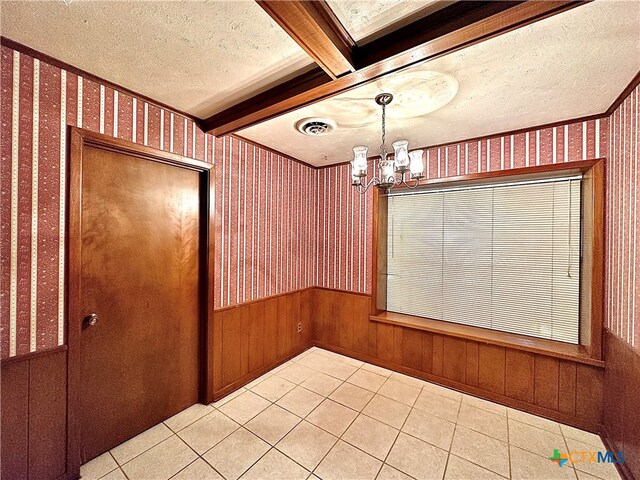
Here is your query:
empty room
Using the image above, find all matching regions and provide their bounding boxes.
[1,1,639,479]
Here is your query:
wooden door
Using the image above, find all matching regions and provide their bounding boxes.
[67,129,213,465]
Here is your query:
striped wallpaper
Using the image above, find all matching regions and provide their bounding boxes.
[606,85,639,350]
[212,136,316,309]
[317,117,610,296]
[0,46,315,358]
[1,43,637,358]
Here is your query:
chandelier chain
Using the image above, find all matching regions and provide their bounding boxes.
[380,102,386,155]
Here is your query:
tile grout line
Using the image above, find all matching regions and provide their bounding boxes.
[85,348,604,480]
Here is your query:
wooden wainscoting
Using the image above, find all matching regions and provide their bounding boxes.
[312,288,605,433]
[211,288,313,400]
[1,346,68,480]
[602,329,640,480]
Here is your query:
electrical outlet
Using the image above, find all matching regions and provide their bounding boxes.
[297,322,302,333]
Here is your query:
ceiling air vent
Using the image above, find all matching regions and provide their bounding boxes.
[295,117,336,136]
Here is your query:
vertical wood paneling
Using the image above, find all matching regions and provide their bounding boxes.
[0,360,29,480]
[432,334,444,377]
[534,356,559,410]
[1,348,67,480]
[239,305,250,378]
[263,297,278,366]
[576,363,603,422]
[442,337,466,384]
[28,351,67,480]
[376,323,394,362]
[558,360,577,415]
[248,302,265,373]
[505,350,535,403]
[214,291,312,395]
[337,293,354,351]
[466,341,479,387]
[392,326,403,365]
[478,344,506,394]
[212,311,223,393]
[352,295,370,354]
[221,308,242,386]
[276,295,290,360]
[422,332,433,374]
[316,290,604,431]
[401,329,422,370]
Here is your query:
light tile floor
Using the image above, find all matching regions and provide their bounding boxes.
[80,347,621,480]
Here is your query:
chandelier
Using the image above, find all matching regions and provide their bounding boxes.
[350,93,425,194]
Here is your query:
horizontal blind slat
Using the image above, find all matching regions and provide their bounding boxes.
[386,179,581,344]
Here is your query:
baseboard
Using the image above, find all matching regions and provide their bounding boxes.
[212,344,313,401]
[313,340,603,434]
[601,425,636,480]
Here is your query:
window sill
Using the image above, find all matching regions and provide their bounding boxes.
[370,311,604,368]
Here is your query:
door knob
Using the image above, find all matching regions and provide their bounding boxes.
[83,313,99,328]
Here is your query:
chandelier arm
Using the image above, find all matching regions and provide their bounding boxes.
[402,179,421,189]
[357,176,380,194]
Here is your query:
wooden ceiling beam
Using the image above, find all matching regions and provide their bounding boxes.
[202,1,588,137]
[257,0,355,79]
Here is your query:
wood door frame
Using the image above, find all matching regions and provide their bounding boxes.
[65,128,215,476]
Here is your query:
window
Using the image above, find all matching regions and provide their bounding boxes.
[386,177,582,344]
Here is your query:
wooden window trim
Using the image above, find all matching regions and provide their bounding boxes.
[370,311,603,367]
[371,159,606,364]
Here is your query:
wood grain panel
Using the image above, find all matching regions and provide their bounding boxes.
[248,301,265,373]
[214,290,314,398]
[263,297,279,367]
[313,289,604,434]
[240,305,251,378]
[401,329,423,370]
[212,311,223,394]
[337,294,354,351]
[29,350,67,480]
[392,326,403,366]
[432,334,444,377]
[277,295,290,359]
[601,331,640,480]
[558,360,577,416]
[505,350,535,403]
[1,360,29,480]
[442,337,466,384]
[368,321,378,358]
[289,293,299,355]
[576,363,603,423]
[376,323,395,362]
[222,307,243,386]
[352,295,370,355]
[478,344,506,394]
[466,342,479,387]
[299,289,312,348]
[422,332,433,374]
[534,356,559,410]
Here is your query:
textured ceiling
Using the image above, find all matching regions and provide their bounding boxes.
[1,0,312,118]
[326,0,449,43]
[240,1,640,167]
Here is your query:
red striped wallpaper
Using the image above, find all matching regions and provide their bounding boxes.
[317,117,610,296]
[212,137,316,309]
[1,43,637,359]
[606,85,639,350]
[0,46,315,358]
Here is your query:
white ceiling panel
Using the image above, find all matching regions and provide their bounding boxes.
[1,0,313,118]
[240,1,640,167]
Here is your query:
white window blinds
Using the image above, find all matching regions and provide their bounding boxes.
[386,178,581,344]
